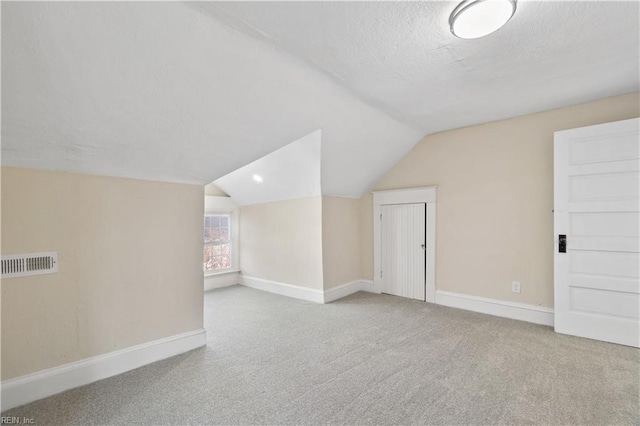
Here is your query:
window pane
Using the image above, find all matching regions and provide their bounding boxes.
[203,214,232,271]
[204,246,215,271]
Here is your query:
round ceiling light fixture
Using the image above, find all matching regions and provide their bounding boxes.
[252,174,263,183]
[449,0,517,39]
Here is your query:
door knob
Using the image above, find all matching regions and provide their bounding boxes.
[559,235,567,253]
[421,244,426,250]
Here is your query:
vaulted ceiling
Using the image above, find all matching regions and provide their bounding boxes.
[214,130,322,206]
[2,2,638,198]
[202,1,639,132]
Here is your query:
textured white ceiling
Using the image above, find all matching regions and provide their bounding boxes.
[203,1,640,132]
[1,2,420,197]
[2,1,638,200]
[213,130,321,206]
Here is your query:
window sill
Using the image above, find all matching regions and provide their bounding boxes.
[204,269,240,278]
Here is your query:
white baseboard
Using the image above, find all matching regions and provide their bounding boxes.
[1,329,206,411]
[324,279,375,303]
[360,279,376,293]
[240,275,324,303]
[435,290,554,326]
[240,276,375,304]
[360,280,374,292]
[204,270,240,291]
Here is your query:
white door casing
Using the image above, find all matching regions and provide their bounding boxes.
[373,187,436,303]
[381,203,426,301]
[554,117,640,347]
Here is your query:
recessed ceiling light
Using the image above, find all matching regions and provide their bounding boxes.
[450,0,517,39]
[252,174,263,183]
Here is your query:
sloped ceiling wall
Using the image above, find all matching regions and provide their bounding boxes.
[204,1,640,132]
[214,130,322,206]
[1,2,421,197]
[3,2,638,199]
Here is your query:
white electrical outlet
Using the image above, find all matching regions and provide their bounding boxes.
[512,281,521,294]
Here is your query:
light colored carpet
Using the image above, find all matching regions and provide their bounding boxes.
[3,285,639,425]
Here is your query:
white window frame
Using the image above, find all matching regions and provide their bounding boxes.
[204,197,239,277]
[203,212,233,274]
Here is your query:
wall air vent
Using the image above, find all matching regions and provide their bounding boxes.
[1,252,58,279]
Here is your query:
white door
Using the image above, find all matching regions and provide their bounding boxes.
[554,117,640,347]
[380,203,426,301]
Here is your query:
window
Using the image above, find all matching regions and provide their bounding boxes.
[203,213,231,272]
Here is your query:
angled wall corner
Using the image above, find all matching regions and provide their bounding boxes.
[225,130,325,292]
[239,196,324,291]
[321,196,361,291]
[238,194,369,300]
[223,129,367,298]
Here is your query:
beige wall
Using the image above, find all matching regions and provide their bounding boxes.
[322,196,361,289]
[240,197,323,290]
[363,92,640,307]
[1,167,204,380]
[204,183,228,197]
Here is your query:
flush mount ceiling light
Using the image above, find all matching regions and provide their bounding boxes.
[252,174,263,183]
[450,0,517,39]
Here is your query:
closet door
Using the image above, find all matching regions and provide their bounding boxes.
[381,203,426,301]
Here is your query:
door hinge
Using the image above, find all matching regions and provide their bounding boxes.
[380,213,382,221]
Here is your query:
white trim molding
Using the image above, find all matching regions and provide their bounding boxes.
[1,329,206,411]
[240,275,324,303]
[240,276,375,304]
[373,186,437,302]
[435,290,554,326]
[323,279,375,303]
[205,270,240,291]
